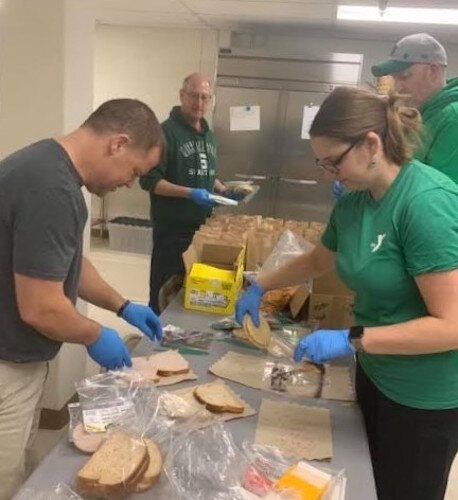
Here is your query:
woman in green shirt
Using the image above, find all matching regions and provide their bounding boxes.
[236,87,458,500]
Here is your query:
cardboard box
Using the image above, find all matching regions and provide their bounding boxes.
[182,243,245,315]
[308,271,354,328]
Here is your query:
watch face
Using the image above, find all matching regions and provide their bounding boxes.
[350,326,364,341]
[350,326,364,352]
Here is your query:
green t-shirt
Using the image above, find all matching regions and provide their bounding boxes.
[321,160,458,409]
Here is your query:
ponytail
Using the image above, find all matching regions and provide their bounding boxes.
[310,87,422,166]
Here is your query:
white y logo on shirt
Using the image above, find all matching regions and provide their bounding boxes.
[371,233,386,253]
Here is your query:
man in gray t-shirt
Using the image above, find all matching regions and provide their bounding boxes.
[0,99,164,499]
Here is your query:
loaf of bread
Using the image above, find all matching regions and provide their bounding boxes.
[77,430,150,498]
[194,380,245,414]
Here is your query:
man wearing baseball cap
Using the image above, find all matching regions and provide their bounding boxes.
[372,33,458,184]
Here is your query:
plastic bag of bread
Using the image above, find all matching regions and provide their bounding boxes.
[76,428,163,498]
[75,383,166,497]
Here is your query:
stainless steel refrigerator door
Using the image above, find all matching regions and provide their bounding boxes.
[213,85,282,216]
[275,90,334,222]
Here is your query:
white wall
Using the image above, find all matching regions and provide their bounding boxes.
[0,0,95,411]
[0,0,64,157]
[92,24,219,222]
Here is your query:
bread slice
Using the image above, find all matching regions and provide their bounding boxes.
[150,350,190,377]
[194,381,245,414]
[131,356,160,383]
[77,430,148,497]
[244,315,271,348]
[134,438,163,493]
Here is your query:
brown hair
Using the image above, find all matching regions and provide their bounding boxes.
[82,99,164,151]
[309,87,422,165]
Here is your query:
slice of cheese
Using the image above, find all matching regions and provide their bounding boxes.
[275,461,331,500]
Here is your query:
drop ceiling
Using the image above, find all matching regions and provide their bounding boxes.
[92,0,458,43]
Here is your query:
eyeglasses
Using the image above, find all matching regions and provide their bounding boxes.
[315,142,357,174]
[184,91,212,103]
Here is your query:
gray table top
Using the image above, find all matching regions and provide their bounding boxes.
[16,293,376,499]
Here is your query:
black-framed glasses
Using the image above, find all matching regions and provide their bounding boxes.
[315,142,357,174]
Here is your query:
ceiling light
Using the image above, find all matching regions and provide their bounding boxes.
[337,5,458,25]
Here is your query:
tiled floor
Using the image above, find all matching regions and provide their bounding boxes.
[32,240,458,499]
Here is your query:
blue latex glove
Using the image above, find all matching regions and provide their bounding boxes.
[293,329,354,364]
[121,302,163,341]
[86,327,132,370]
[235,282,265,327]
[333,181,346,200]
[222,188,245,201]
[189,188,216,207]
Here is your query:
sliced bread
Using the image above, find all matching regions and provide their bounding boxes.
[134,438,163,493]
[77,430,148,497]
[131,356,160,383]
[150,350,190,376]
[243,315,271,348]
[194,381,245,414]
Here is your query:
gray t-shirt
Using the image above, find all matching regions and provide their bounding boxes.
[0,139,87,362]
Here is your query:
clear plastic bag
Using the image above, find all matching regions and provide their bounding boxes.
[260,230,314,275]
[165,421,346,500]
[241,442,347,500]
[16,483,82,500]
[210,316,241,331]
[162,324,213,352]
[75,381,164,498]
[141,390,217,453]
[67,402,106,454]
[267,322,319,358]
[75,371,142,433]
[165,423,248,500]
[262,360,325,398]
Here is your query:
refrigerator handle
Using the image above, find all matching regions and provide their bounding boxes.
[279,177,318,185]
[235,173,271,180]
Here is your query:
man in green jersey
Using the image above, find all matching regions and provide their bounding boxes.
[237,87,458,500]
[140,73,229,313]
[372,32,458,184]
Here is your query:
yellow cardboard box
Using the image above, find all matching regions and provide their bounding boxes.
[182,243,245,315]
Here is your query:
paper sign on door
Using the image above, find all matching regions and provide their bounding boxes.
[230,105,260,131]
[301,105,320,140]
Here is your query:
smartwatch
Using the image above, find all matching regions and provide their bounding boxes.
[349,325,365,352]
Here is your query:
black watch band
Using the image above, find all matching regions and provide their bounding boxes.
[116,300,131,317]
[349,325,365,352]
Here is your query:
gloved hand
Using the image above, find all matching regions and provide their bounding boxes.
[293,329,354,364]
[235,282,265,327]
[121,302,163,341]
[189,188,216,207]
[86,327,132,370]
[333,181,346,200]
[222,188,245,201]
